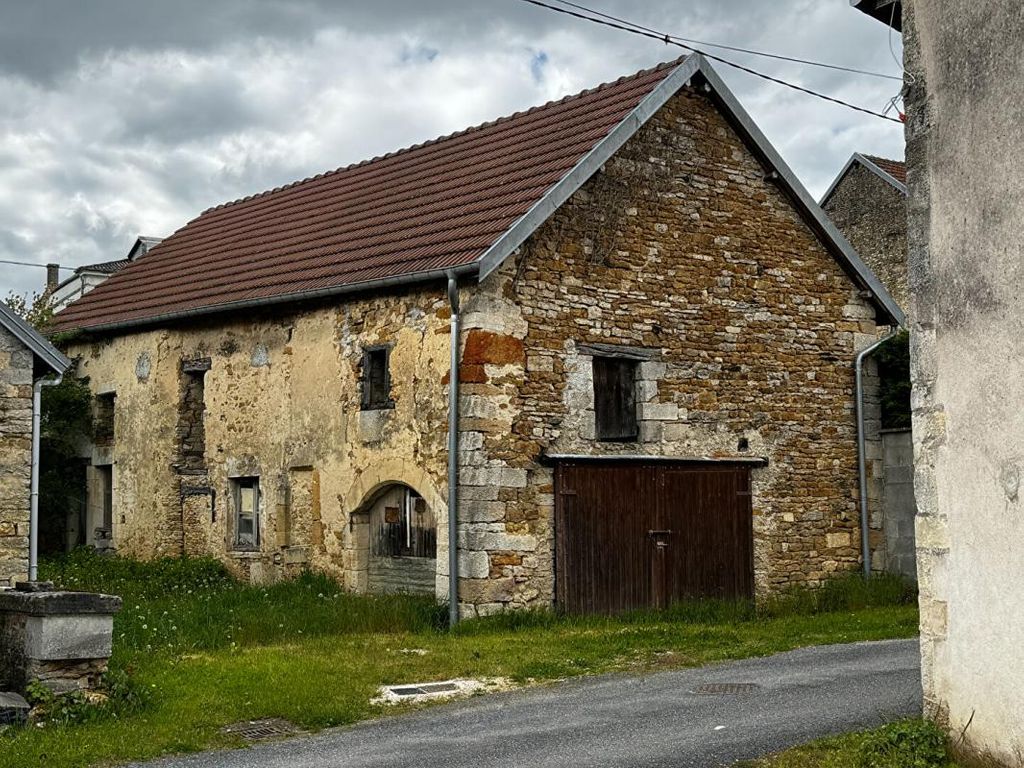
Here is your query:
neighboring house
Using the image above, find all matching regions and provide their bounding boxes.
[50,236,161,313]
[51,54,903,616]
[822,153,916,581]
[821,153,908,309]
[0,303,71,587]
[858,0,1024,763]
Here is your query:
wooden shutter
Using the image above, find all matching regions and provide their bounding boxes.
[594,357,638,441]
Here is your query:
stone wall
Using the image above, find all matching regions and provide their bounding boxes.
[66,288,453,588]
[823,163,909,309]
[0,325,33,587]
[904,0,1024,761]
[453,86,886,614]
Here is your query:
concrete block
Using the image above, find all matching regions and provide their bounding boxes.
[458,551,490,579]
[24,615,114,661]
[639,402,678,421]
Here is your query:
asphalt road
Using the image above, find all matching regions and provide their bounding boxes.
[135,638,921,768]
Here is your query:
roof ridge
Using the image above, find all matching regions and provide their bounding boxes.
[201,55,689,215]
[861,153,904,164]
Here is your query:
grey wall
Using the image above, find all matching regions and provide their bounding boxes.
[881,430,915,579]
[905,0,1024,761]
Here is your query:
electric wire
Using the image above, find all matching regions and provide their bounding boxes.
[515,0,904,123]
[550,0,902,81]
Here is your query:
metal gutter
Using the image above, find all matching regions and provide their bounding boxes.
[29,374,63,581]
[855,329,900,580]
[446,273,461,626]
[819,152,907,206]
[57,264,480,336]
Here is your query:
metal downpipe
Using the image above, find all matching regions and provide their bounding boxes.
[446,274,461,626]
[855,330,899,580]
[29,374,63,582]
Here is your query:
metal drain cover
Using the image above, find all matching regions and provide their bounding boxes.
[391,682,459,697]
[691,683,761,695]
[222,717,302,742]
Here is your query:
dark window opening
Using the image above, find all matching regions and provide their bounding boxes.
[593,356,638,441]
[232,477,259,549]
[94,393,116,446]
[361,346,393,410]
[95,465,113,541]
[178,360,209,471]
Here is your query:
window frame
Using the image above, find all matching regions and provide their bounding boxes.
[360,345,394,411]
[231,476,260,550]
[592,355,639,442]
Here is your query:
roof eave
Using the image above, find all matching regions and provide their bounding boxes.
[476,54,904,328]
[820,153,907,205]
[477,55,704,282]
[851,0,902,31]
[57,263,480,337]
[0,303,71,375]
[692,62,905,328]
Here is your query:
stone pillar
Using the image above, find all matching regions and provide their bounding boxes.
[0,586,121,694]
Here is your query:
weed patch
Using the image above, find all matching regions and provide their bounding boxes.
[0,553,921,768]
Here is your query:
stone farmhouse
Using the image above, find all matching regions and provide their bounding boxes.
[0,303,71,587]
[51,55,904,616]
[821,153,908,308]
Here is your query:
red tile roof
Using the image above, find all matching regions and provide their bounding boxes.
[53,57,688,332]
[863,154,906,185]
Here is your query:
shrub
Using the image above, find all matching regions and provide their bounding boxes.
[857,720,950,768]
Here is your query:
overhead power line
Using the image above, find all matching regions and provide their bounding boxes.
[515,0,904,124]
[552,0,902,81]
[0,258,70,270]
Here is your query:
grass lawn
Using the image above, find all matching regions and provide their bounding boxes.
[1,551,919,768]
[737,720,961,768]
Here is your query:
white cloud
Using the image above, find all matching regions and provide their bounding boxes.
[0,0,904,296]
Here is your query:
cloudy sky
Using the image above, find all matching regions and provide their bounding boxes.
[0,0,904,296]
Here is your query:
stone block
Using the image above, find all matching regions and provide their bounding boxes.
[825,532,851,549]
[458,551,490,579]
[460,500,506,523]
[458,577,515,603]
[0,691,29,726]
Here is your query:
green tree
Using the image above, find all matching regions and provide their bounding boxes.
[876,331,911,430]
[5,291,92,552]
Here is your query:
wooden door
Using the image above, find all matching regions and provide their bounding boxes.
[555,461,753,614]
[660,466,754,602]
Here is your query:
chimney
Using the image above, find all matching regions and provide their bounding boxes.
[45,263,59,292]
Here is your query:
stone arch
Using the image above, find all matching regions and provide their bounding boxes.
[341,458,446,597]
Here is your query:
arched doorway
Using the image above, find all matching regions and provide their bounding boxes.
[365,483,437,595]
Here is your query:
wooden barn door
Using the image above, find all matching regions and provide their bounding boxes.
[555,461,658,614]
[555,461,754,614]
[659,466,754,603]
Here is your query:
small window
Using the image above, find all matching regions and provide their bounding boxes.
[593,356,638,441]
[361,346,393,410]
[232,477,260,549]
